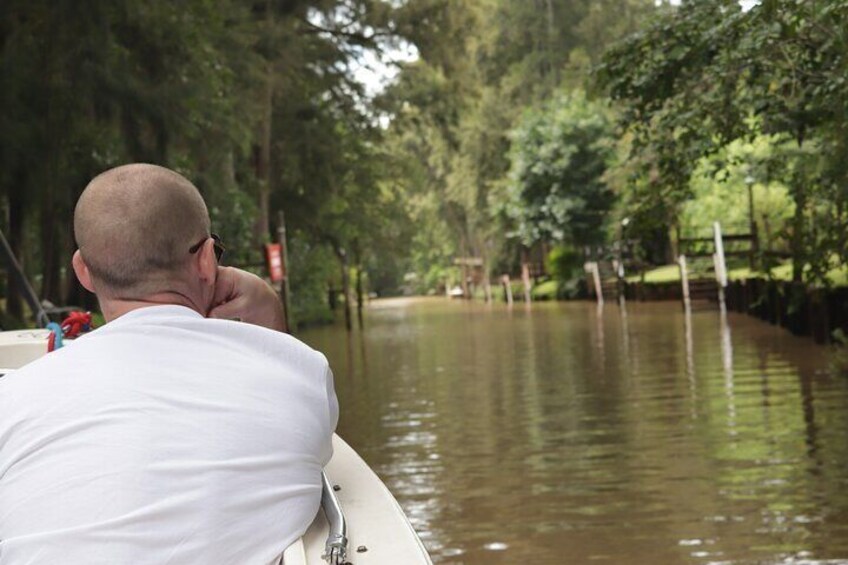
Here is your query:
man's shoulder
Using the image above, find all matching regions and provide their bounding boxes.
[111,313,329,372]
[195,317,326,360]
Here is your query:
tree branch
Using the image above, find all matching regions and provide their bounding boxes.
[299,18,390,47]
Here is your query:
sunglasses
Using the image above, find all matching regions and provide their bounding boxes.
[188,233,225,263]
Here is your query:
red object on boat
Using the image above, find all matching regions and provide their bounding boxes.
[61,311,93,339]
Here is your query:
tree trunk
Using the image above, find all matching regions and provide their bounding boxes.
[254,1,274,243]
[790,182,806,284]
[40,219,59,303]
[459,238,470,299]
[255,85,272,242]
[40,192,62,304]
[6,187,25,322]
[353,242,364,329]
[339,251,352,332]
[545,0,559,84]
[41,24,60,306]
[355,263,364,329]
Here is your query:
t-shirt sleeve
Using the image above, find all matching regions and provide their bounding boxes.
[325,364,339,432]
[321,363,339,466]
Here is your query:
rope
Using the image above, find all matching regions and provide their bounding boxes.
[61,311,92,339]
[46,322,63,352]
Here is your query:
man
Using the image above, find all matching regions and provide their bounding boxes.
[0,164,338,563]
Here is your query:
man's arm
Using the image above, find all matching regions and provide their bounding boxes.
[208,267,285,331]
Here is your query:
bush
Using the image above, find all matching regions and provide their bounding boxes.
[287,240,336,328]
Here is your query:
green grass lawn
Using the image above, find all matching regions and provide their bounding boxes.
[629,260,848,287]
[625,264,681,284]
[531,279,558,300]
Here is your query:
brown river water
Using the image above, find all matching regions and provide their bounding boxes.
[300,298,848,565]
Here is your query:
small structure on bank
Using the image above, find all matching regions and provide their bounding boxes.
[451,244,545,303]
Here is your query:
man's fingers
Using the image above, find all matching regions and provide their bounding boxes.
[207,267,284,330]
[211,267,238,306]
[208,297,246,320]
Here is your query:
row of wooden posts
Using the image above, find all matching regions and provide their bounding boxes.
[450,221,738,309]
[451,256,534,305]
[585,221,739,311]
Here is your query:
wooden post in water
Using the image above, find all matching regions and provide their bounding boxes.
[586,261,604,306]
[713,221,728,309]
[615,258,626,307]
[520,248,532,303]
[678,254,691,310]
[339,248,352,332]
[501,274,514,306]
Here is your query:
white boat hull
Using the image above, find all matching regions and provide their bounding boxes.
[285,434,432,564]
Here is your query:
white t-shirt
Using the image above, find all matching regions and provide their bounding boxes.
[0,305,338,564]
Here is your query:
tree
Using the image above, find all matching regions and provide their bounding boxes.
[0,0,414,326]
[500,91,615,248]
[381,0,657,294]
[595,0,848,283]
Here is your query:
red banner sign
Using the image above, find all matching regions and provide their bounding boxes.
[265,243,285,282]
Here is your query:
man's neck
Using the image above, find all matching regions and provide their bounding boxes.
[100,291,204,323]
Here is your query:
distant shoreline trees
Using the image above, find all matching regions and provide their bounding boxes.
[0,0,418,327]
[595,0,848,285]
[6,0,847,324]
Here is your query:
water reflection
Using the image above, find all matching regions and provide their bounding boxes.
[619,299,632,376]
[301,298,848,564]
[720,303,737,435]
[594,302,606,364]
[684,303,697,419]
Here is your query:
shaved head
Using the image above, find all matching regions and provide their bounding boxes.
[74,164,211,296]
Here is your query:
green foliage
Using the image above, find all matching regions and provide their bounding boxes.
[208,183,262,270]
[681,136,795,245]
[546,244,582,283]
[381,0,656,295]
[625,264,680,285]
[502,91,615,247]
[596,0,848,285]
[530,279,558,301]
[0,0,422,325]
[287,240,337,328]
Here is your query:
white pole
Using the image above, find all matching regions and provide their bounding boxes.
[713,221,728,308]
[589,261,604,306]
[617,259,626,307]
[678,254,691,308]
[502,275,514,306]
[713,222,728,288]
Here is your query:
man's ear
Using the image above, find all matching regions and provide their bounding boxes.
[194,238,218,287]
[72,250,97,293]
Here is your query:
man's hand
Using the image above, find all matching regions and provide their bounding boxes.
[208,267,286,332]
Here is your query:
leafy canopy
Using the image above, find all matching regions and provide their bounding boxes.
[502,91,615,247]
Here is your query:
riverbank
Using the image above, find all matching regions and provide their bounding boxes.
[470,261,848,345]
